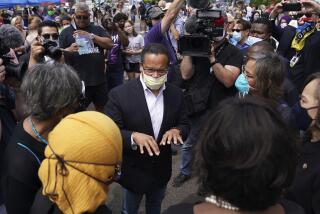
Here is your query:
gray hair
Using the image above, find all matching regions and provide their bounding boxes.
[21,63,81,121]
[0,24,24,49]
[74,2,90,14]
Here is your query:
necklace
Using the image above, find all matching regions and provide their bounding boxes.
[205,195,239,211]
[29,117,49,145]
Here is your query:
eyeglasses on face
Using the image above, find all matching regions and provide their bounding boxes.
[232,29,242,32]
[75,15,89,20]
[42,33,59,40]
[142,66,168,75]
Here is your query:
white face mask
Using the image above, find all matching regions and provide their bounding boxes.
[280,23,288,29]
[232,31,242,42]
[143,73,167,90]
[212,31,226,42]
[246,36,263,46]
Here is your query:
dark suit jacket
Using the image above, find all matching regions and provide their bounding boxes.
[106,78,189,193]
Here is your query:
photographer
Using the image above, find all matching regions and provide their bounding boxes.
[270,0,320,91]
[173,12,243,187]
[28,20,64,68]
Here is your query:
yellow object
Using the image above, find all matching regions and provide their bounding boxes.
[291,28,316,51]
[38,111,122,214]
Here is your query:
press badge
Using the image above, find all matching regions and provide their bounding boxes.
[290,55,300,68]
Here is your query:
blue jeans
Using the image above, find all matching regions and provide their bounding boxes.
[180,112,208,176]
[121,185,167,214]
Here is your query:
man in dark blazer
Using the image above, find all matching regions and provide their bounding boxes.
[106,43,189,214]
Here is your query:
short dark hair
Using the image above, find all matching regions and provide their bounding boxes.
[141,43,169,65]
[60,15,72,22]
[38,20,59,35]
[250,41,274,52]
[195,97,298,211]
[113,12,128,23]
[252,18,272,33]
[236,19,251,30]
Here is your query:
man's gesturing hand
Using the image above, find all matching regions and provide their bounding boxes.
[132,132,160,156]
[160,128,183,146]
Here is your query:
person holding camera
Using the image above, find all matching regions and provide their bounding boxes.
[28,20,64,68]
[173,12,243,187]
[270,0,320,92]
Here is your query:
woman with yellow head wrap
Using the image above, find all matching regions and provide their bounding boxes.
[30,111,122,214]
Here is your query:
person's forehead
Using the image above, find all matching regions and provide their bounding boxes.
[41,26,58,34]
[234,23,242,29]
[143,53,169,65]
[251,23,267,32]
[75,11,89,16]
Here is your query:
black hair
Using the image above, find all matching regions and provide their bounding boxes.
[252,17,272,33]
[195,97,298,211]
[113,12,128,23]
[141,43,169,65]
[251,41,274,52]
[38,20,59,35]
[60,15,71,22]
[236,18,251,31]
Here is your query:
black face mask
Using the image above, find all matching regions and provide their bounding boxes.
[293,102,318,131]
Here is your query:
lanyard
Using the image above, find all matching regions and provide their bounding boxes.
[29,117,49,145]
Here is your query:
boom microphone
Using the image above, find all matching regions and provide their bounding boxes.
[187,0,209,9]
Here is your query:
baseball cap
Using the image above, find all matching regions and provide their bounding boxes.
[147,6,164,19]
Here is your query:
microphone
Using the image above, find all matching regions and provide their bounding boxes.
[187,0,209,9]
[0,24,24,55]
[184,15,198,34]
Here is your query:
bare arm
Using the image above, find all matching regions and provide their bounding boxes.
[180,56,194,80]
[170,24,180,41]
[93,35,114,50]
[161,0,185,34]
[212,64,240,88]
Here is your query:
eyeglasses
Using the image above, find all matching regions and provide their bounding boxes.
[42,33,59,40]
[75,15,89,20]
[142,66,168,75]
[232,29,242,32]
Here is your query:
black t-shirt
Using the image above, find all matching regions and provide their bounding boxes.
[59,23,109,86]
[1,123,46,214]
[187,41,243,110]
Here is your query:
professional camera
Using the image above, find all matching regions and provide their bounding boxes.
[42,40,62,61]
[178,9,225,56]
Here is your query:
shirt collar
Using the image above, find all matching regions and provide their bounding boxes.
[139,75,166,94]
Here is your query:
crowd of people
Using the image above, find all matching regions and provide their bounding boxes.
[0,0,319,213]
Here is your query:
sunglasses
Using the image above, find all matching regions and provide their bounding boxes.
[232,29,242,32]
[42,33,59,40]
[75,15,89,20]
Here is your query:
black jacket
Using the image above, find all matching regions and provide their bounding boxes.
[106,78,189,193]
[276,25,320,91]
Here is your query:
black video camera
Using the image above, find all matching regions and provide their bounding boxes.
[178,9,224,57]
[42,40,62,61]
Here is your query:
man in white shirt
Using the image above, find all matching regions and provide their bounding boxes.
[106,43,189,214]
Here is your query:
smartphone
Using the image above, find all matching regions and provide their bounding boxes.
[282,3,302,11]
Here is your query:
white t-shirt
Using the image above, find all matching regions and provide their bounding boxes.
[126,34,144,63]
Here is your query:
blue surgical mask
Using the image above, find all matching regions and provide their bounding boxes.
[232,31,242,42]
[246,36,263,46]
[235,73,249,97]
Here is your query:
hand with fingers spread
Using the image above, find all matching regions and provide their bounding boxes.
[160,128,183,146]
[132,132,160,156]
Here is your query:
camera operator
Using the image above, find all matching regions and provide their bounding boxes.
[28,20,64,68]
[0,58,18,208]
[173,12,243,187]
